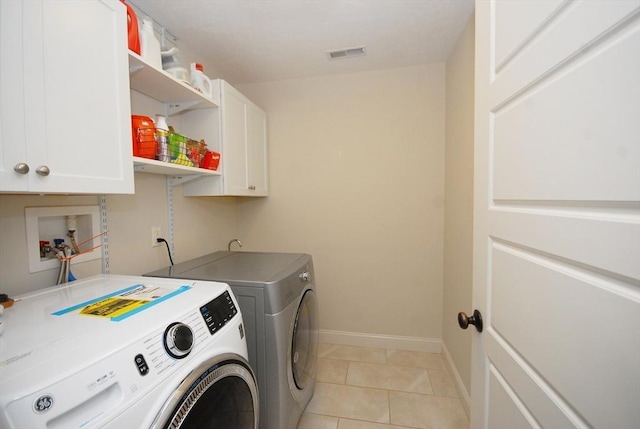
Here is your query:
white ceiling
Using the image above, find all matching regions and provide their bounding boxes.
[129,0,475,85]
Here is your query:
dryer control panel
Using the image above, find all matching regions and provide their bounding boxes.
[200,291,238,335]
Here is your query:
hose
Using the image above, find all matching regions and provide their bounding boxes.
[56,247,73,285]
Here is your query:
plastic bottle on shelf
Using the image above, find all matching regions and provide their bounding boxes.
[121,0,140,55]
[190,63,213,98]
[155,115,170,161]
[140,18,162,69]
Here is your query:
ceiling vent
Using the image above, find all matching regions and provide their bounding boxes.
[327,46,366,60]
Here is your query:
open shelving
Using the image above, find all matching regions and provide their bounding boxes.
[128,52,220,182]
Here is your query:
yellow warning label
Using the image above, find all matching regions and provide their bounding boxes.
[80,298,150,318]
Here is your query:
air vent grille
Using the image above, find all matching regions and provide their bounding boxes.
[327,46,366,60]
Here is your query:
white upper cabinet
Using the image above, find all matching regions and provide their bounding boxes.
[0,0,134,194]
[221,82,268,196]
[244,100,268,195]
[183,80,268,197]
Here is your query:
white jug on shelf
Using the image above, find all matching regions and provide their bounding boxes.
[190,63,213,99]
[140,18,162,69]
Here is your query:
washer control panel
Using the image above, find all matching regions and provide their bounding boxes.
[200,290,238,335]
[163,322,194,359]
[134,353,149,375]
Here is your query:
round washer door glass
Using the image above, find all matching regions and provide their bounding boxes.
[291,289,319,390]
[153,358,259,429]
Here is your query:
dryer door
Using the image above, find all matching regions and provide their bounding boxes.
[291,289,319,390]
[151,354,259,429]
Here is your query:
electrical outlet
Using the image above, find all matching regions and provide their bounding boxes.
[151,227,162,247]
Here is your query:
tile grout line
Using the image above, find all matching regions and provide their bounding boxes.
[387,365,393,426]
[344,360,350,385]
[385,346,391,426]
[322,379,459,399]
[321,357,451,372]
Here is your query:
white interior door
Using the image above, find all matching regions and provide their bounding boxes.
[471,1,640,428]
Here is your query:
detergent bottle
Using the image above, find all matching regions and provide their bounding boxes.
[120,0,140,54]
[155,115,170,161]
[190,63,213,99]
[140,18,162,69]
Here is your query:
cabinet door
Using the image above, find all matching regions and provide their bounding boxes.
[5,0,134,194]
[0,0,28,191]
[246,102,268,196]
[221,82,250,195]
[182,80,268,197]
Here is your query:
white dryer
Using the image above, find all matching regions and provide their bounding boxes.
[0,274,259,429]
[146,251,319,429]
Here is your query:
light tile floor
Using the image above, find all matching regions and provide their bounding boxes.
[297,343,469,429]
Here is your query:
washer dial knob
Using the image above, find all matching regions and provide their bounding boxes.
[164,322,194,359]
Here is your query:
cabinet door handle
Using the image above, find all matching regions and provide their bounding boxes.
[35,165,50,176]
[13,163,30,174]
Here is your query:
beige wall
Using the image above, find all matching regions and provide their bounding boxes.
[236,64,446,340]
[443,13,475,397]
[0,174,238,297]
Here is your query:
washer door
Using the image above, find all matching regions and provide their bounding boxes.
[151,354,259,429]
[291,289,319,390]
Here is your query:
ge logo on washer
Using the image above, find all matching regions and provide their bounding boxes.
[34,395,54,413]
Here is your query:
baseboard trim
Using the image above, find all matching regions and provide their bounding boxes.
[441,342,471,418]
[318,329,441,353]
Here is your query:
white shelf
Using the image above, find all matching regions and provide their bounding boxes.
[128,52,218,115]
[134,157,221,184]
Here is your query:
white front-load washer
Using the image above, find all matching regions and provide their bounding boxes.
[0,274,259,429]
[145,251,319,429]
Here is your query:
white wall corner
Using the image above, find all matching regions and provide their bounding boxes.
[319,329,441,353]
[441,341,471,418]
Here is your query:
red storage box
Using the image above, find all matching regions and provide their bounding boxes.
[131,115,156,159]
[201,151,220,170]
